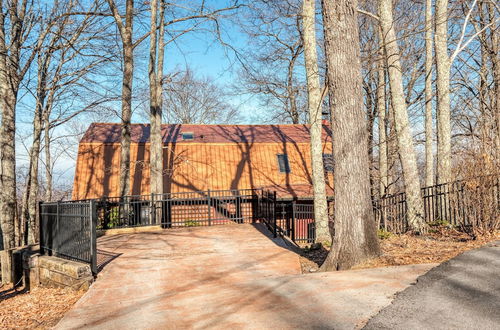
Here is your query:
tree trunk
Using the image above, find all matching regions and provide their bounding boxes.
[0,0,22,283]
[107,0,134,198]
[25,51,52,244]
[302,0,331,243]
[434,0,452,184]
[376,32,388,197]
[120,5,133,198]
[43,111,53,202]
[0,87,18,252]
[487,3,500,161]
[287,51,300,124]
[379,0,427,233]
[149,0,165,198]
[424,0,434,187]
[26,96,43,244]
[319,0,380,271]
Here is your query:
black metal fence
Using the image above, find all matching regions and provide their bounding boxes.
[258,190,277,237]
[93,188,277,231]
[38,188,280,275]
[39,201,97,274]
[374,175,500,233]
[38,188,341,275]
[276,201,316,243]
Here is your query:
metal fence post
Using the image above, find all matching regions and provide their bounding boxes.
[291,201,296,242]
[151,193,155,225]
[55,201,60,256]
[38,201,44,254]
[273,191,277,238]
[207,189,212,226]
[90,200,97,275]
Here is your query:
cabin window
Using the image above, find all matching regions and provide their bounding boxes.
[277,154,291,173]
[323,153,334,172]
[182,132,194,140]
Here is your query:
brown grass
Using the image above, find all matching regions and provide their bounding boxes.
[0,284,85,329]
[299,226,500,273]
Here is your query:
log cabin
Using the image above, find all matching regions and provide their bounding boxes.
[72,123,334,201]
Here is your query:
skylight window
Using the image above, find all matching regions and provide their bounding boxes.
[181,132,194,140]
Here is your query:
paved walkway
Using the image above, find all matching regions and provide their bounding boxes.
[364,240,500,330]
[56,224,434,329]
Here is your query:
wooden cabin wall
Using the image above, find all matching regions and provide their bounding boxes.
[72,142,334,200]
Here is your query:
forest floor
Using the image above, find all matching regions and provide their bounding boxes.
[0,284,85,329]
[299,225,500,273]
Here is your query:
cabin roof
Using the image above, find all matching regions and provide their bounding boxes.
[80,123,332,144]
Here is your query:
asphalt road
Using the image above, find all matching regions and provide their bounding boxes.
[364,240,500,330]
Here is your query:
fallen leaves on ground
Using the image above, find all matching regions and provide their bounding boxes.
[0,284,85,330]
[299,227,499,273]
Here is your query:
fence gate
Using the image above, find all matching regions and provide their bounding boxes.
[39,201,97,274]
[257,190,277,237]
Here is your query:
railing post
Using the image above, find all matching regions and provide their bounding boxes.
[291,201,296,242]
[207,189,211,226]
[151,193,155,225]
[273,191,277,238]
[38,201,44,254]
[55,201,60,256]
[90,200,97,275]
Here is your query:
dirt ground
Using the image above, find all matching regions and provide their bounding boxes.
[299,226,500,273]
[0,284,84,330]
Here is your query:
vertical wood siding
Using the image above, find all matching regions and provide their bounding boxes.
[72,142,333,200]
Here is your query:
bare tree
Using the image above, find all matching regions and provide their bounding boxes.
[21,0,112,244]
[237,0,308,124]
[301,0,330,243]
[379,0,428,233]
[106,0,135,198]
[148,0,166,197]
[424,0,434,187]
[434,0,452,184]
[434,0,494,183]
[0,0,42,283]
[376,29,388,197]
[158,67,239,124]
[320,0,380,271]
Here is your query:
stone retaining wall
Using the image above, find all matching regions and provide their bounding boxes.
[1,247,93,291]
[38,256,93,291]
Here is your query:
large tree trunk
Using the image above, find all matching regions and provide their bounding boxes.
[107,0,134,198]
[319,0,380,271]
[302,0,330,243]
[434,0,452,184]
[376,32,388,197]
[487,3,500,161]
[379,0,427,233]
[149,0,165,198]
[120,7,133,198]
[0,87,18,252]
[0,0,23,283]
[424,0,434,187]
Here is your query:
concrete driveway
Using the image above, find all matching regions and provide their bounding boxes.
[364,240,500,330]
[56,224,434,329]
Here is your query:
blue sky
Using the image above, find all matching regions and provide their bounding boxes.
[16,6,263,185]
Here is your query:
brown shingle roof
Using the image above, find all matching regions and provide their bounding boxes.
[80,123,332,144]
